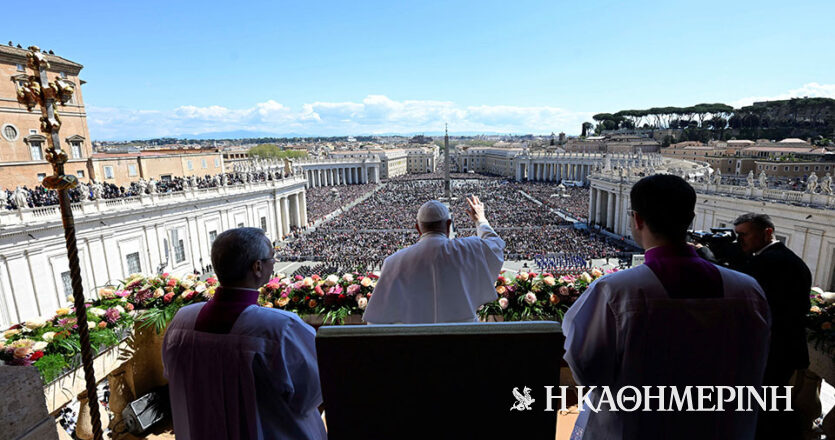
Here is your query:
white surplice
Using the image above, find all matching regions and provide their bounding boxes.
[363,220,505,324]
[162,304,326,440]
[562,264,771,440]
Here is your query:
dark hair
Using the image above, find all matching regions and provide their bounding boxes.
[210,227,272,285]
[629,174,696,242]
[733,213,775,230]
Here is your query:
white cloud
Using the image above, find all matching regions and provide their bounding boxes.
[732,82,835,108]
[87,95,593,140]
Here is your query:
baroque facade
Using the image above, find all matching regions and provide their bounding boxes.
[589,168,835,290]
[0,176,307,328]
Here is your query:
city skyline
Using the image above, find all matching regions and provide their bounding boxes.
[5,0,835,140]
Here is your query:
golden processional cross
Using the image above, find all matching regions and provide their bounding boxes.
[16,46,104,440]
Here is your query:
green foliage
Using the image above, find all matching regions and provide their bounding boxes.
[34,354,69,384]
[137,303,182,335]
[248,144,308,160]
[89,328,120,353]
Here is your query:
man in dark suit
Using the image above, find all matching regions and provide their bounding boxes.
[733,213,812,440]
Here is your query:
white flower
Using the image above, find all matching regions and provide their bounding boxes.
[542,276,556,287]
[41,332,56,342]
[88,322,96,330]
[275,273,286,280]
[524,292,537,305]
[822,291,835,304]
[342,273,354,283]
[358,297,368,310]
[373,271,381,277]
[499,298,509,310]
[33,341,48,351]
[360,277,372,287]
[194,282,207,293]
[114,306,125,314]
[24,320,46,330]
[88,307,106,317]
[302,277,314,287]
[812,287,825,295]
[579,272,593,283]
[180,280,195,289]
[325,275,339,286]
[154,288,164,298]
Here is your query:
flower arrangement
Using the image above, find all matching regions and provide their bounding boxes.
[0,291,134,383]
[260,272,377,324]
[807,287,835,359]
[121,272,218,333]
[477,268,613,321]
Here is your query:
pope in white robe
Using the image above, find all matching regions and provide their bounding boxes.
[363,197,505,324]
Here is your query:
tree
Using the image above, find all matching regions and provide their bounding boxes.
[581,122,593,137]
[248,144,308,160]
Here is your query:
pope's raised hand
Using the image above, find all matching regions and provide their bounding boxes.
[466,195,486,224]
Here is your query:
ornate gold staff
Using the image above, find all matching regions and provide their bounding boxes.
[17,46,103,440]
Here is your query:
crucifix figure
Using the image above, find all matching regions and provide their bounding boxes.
[16,46,104,440]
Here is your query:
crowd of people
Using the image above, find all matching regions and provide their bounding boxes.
[304,184,378,223]
[2,170,289,210]
[279,176,629,267]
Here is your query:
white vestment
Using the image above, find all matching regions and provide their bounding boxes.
[162,304,326,440]
[562,264,771,440]
[363,220,505,324]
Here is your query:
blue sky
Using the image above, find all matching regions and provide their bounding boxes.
[6,0,835,140]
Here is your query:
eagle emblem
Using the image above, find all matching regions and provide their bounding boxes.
[510,386,535,411]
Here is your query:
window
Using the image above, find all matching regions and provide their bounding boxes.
[201,159,207,169]
[37,173,46,182]
[2,124,18,141]
[187,160,193,170]
[77,170,85,178]
[30,142,43,160]
[171,230,186,263]
[214,158,220,167]
[128,164,137,176]
[126,252,142,274]
[16,63,24,72]
[805,166,810,171]
[208,230,217,245]
[29,129,38,135]
[237,222,244,228]
[794,166,799,171]
[104,166,114,179]
[71,142,82,159]
[260,217,267,231]
[161,174,172,181]
[59,72,67,79]
[61,271,73,297]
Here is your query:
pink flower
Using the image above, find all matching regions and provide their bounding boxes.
[498,298,509,309]
[266,282,280,290]
[104,308,121,324]
[294,275,303,281]
[311,274,321,281]
[314,285,324,297]
[162,272,170,278]
[347,284,361,296]
[166,279,177,287]
[163,292,175,304]
[524,292,537,305]
[125,303,134,311]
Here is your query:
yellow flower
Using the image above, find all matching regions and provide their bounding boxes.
[543,276,556,286]
[3,329,20,339]
[361,277,372,287]
[278,297,290,307]
[263,303,274,308]
[56,308,71,316]
[811,306,822,314]
[579,272,593,283]
[496,286,506,295]
[591,269,603,278]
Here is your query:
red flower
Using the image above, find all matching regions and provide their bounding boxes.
[311,274,321,281]
[162,272,170,278]
[163,292,175,304]
[31,351,44,361]
[314,285,324,297]
[166,279,176,287]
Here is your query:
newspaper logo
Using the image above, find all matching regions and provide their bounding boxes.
[510,386,535,411]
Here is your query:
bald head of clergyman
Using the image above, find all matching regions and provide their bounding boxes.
[414,200,453,237]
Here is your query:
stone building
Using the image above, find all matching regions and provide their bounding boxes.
[0,45,93,188]
[0,176,307,328]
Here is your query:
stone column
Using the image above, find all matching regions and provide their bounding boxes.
[299,191,308,227]
[274,196,284,238]
[362,166,368,184]
[589,188,596,224]
[340,168,345,185]
[595,189,604,225]
[281,197,290,235]
[291,194,302,227]
[607,191,615,229]
[613,193,622,235]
